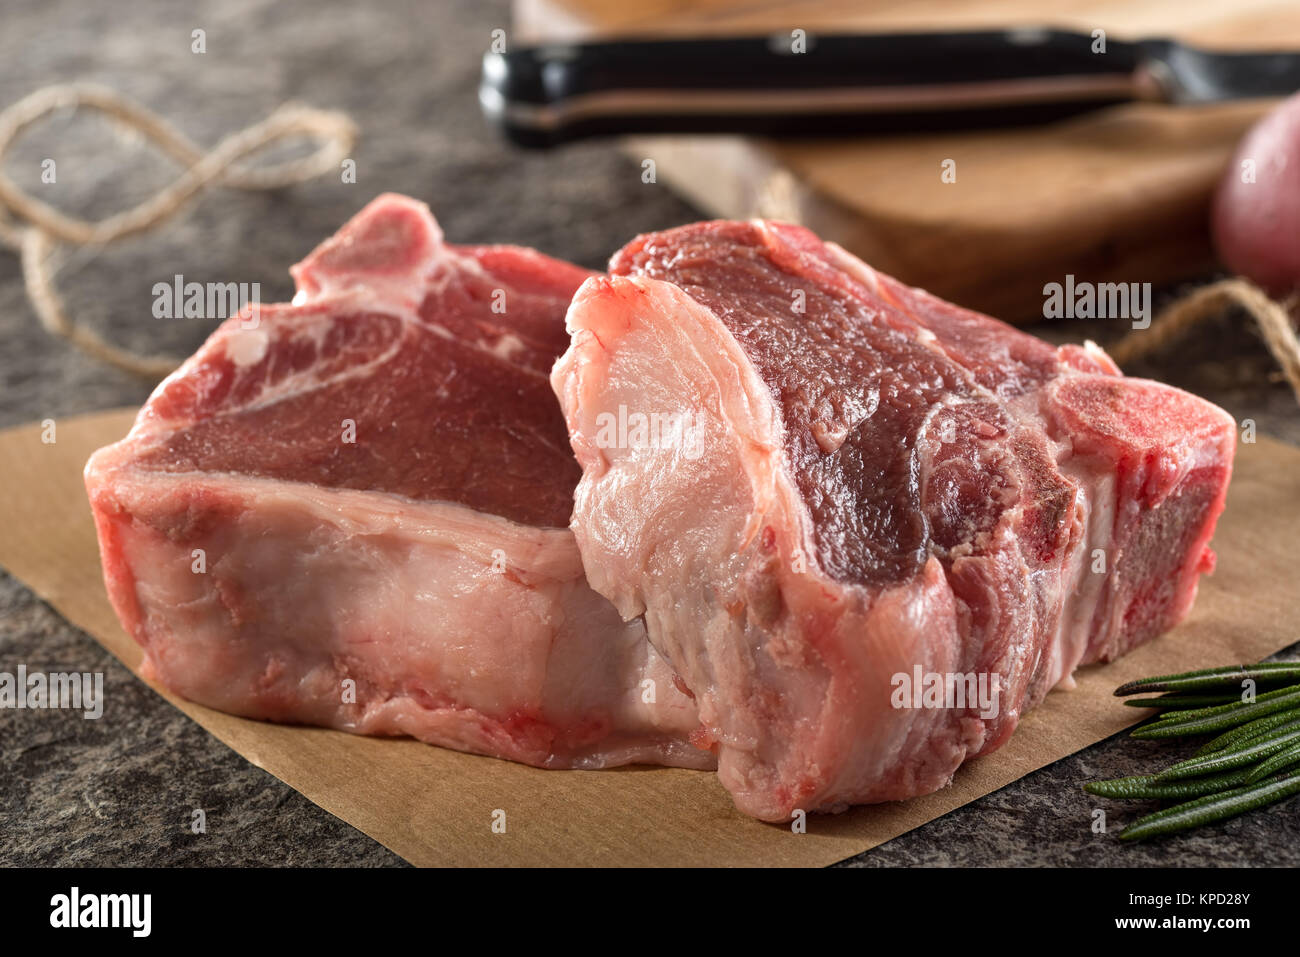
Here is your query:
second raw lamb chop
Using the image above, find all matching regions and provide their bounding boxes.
[552,219,1235,819]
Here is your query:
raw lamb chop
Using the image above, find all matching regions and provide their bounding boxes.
[552,219,1235,819]
[85,194,711,771]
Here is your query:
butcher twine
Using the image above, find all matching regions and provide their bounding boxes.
[1110,280,1300,405]
[0,84,356,378]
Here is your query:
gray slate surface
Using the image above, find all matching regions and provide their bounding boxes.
[1,0,1297,867]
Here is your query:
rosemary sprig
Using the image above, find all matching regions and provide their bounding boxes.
[1085,661,1300,840]
[1119,770,1300,841]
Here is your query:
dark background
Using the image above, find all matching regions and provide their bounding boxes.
[1,0,1296,866]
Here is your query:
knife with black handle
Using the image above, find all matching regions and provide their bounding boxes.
[480,29,1300,147]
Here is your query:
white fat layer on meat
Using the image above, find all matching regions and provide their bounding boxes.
[94,467,713,771]
[1046,450,1117,692]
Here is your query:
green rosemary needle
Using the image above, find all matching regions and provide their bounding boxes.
[1246,741,1300,784]
[1122,693,1243,710]
[1083,767,1254,800]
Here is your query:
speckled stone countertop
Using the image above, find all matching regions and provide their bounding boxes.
[2,0,1298,867]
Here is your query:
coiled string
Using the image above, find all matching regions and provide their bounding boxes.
[1109,279,1300,404]
[0,83,357,378]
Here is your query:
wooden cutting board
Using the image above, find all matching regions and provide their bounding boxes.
[514,0,1300,320]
